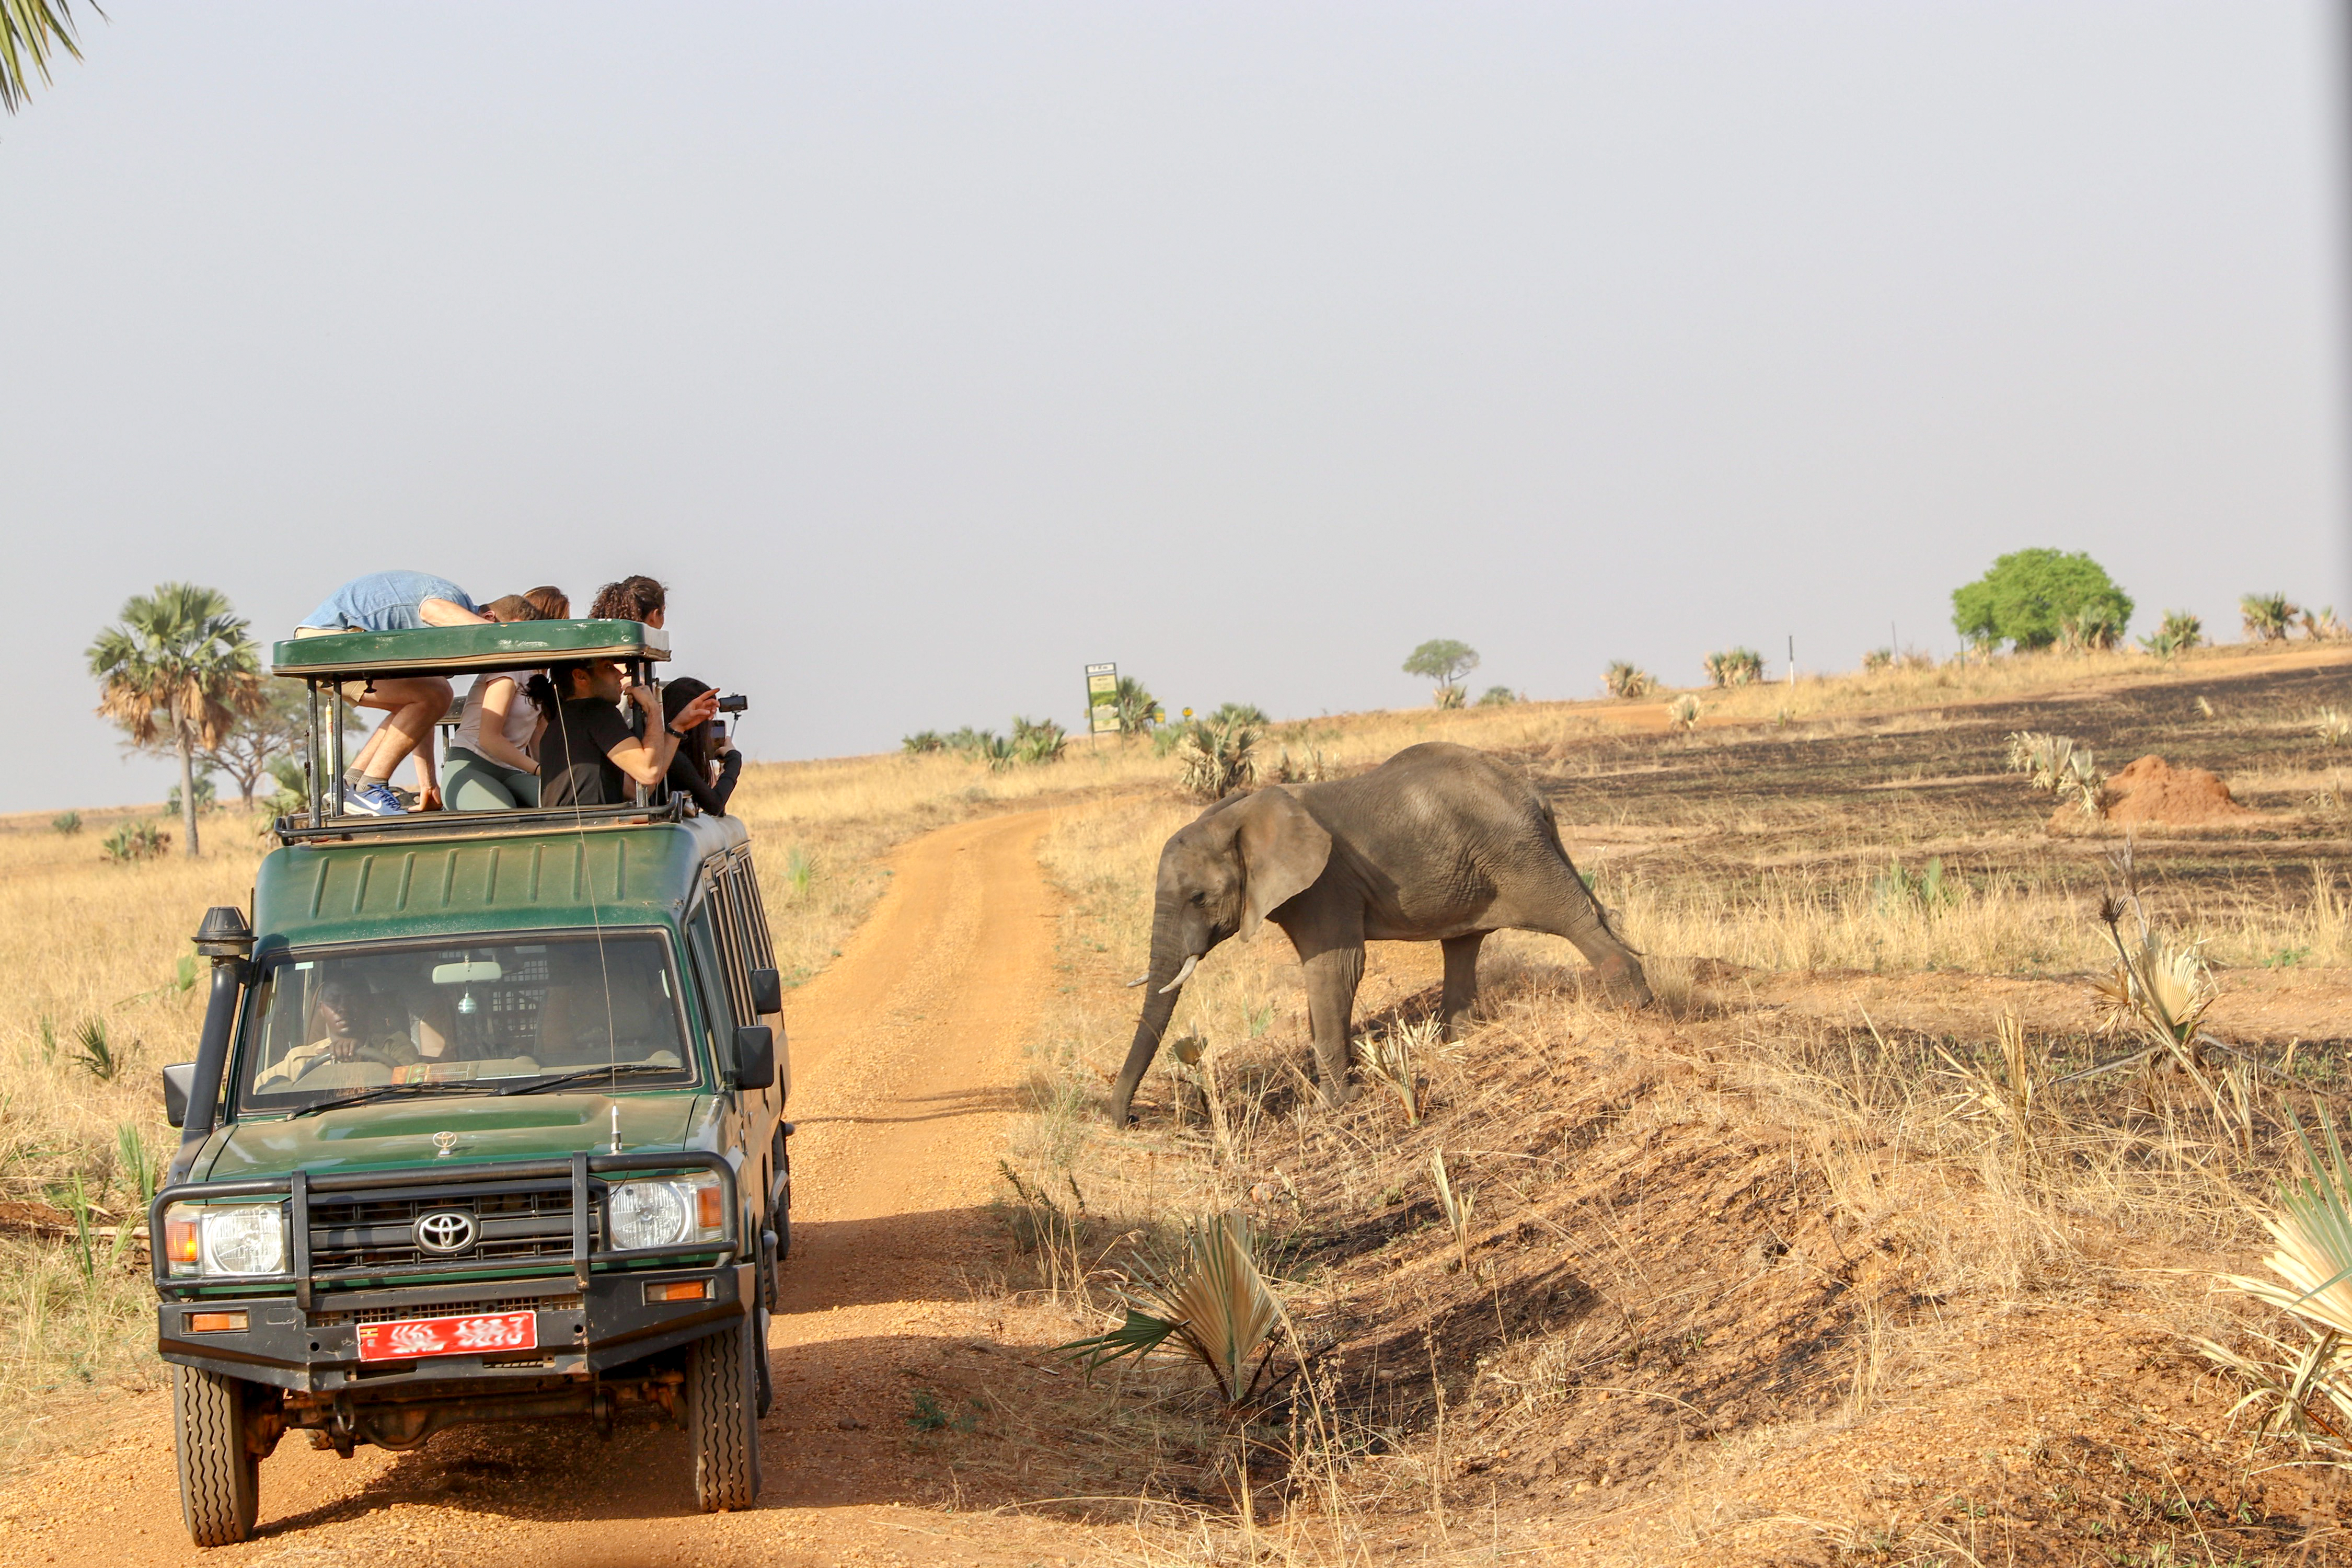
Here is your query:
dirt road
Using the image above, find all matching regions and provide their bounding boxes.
[1,810,1116,1567]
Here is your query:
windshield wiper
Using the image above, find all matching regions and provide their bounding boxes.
[497,1063,687,1097]
[285,1081,498,1118]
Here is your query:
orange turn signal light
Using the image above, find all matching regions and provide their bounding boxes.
[188,1311,249,1333]
[165,1217,201,1265]
[644,1280,710,1304]
[696,1184,724,1232]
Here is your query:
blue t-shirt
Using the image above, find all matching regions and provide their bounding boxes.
[300,571,478,632]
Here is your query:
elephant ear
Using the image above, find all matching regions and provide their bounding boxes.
[1228,787,1332,939]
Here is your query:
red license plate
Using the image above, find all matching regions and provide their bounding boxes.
[355,1310,537,1362]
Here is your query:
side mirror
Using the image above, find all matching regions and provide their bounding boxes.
[731,1025,776,1092]
[162,1062,198,1129]
[749,966,782,1017]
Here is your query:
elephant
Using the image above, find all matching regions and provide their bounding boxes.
[1109,741,1649,1124]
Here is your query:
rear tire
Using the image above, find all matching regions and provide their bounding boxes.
[173,1365,259,1547]
[686,1310,764,1511]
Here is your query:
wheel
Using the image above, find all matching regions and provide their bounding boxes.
[685,1310,763,1511]
[172,1365,259,1546]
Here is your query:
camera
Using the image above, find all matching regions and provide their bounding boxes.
[716,695,748,714]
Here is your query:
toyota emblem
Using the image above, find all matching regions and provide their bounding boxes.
[414,1209,477,1255]
[432,1131,459,1158]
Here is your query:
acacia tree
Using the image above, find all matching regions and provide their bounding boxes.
[2,0,90,113]
[201,682,310,809]
[88,584,262,857]
[1403,639,1480,706]
[1950,549,2133,652]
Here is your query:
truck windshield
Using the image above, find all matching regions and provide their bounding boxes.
[234,932,697,1115]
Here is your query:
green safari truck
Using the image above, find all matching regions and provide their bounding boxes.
[151,620,790,1544]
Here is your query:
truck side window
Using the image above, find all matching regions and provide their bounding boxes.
[709,863,757,1022]
[684,904,737,1062]
[732,857,779,975]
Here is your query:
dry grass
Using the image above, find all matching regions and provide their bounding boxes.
[983,643,2352,1564]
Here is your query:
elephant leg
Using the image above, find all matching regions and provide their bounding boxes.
[1288,913,1365,1106]
[1439,932,1485,1039]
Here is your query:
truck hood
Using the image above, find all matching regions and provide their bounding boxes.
[201,1093,708,1181]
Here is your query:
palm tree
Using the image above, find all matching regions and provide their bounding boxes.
[88,584,263,858]
[1113,676,1160,735]
[2,0,91,113]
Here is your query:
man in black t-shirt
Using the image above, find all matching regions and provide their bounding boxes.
[538,660,721,808]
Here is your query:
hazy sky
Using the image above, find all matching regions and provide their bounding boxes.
[4,2,2347,816]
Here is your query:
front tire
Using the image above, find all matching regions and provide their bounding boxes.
[172,1365,259,1546]
[686,1310,764,1511]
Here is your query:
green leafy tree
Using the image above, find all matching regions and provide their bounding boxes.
[1476,686,1519,706]
[1,0,88,113]
[1402,639,1479,706]
[1950,549,2133,652]
[88,584,262,858]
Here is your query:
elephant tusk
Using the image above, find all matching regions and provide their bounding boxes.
[1157,953,1201,995]
[1124,974,1150,988]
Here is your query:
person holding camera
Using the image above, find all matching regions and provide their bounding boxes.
[659,677,742,815]
[537,659,720,809]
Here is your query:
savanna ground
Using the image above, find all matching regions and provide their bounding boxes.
[4,640,2351,1564]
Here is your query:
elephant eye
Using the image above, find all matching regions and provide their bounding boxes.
[1189,892,1206,905]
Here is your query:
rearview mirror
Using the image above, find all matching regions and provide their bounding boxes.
[162,1062,197,1128]
[750,966,782,1017]
[732,1025,776,1092]
[432,960,503,984]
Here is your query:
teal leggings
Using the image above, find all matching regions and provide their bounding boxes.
[445,746,541,811]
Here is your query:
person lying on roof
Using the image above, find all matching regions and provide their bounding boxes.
[295,571,497,817]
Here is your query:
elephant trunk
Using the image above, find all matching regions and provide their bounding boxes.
[1108,909,1195,1124]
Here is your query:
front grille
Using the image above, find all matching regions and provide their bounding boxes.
[312,1293,583,1327]
[309,1186,597,1273]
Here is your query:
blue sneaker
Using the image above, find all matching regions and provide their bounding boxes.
[343,780,407,817]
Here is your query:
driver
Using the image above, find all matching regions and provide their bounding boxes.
[256,979,421,1086]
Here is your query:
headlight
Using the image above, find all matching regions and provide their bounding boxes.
[163,1202,288,1278]
[605,1174,727,1252]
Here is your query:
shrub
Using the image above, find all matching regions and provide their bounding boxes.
[1010,716,1066,766]
[1603,661,1655,699]
[902,730,946,755]
[1403,639,1479,707]
[101,821,169,863]
[50,810,81,836]
[1112,677,1160,734]
[2139,609,2203,659]
[1703,648,1764,688]
[1208,702,1269,728]
[2318,708,2350,748]
[1665,694,1702,732]
[1861,648,1893,673]
[1173,717,1259,801]
[1951,548,2134,651]
[1475,686,1518,707]
[2005,731,2105,818]
[2241,592,2299,643]
[2303,606,2348,642]
[1056,1213,1283,1404]
[166,772,217,815]
[72,1019,121,1082]
[2056,604,2126,653]
[1270,746,1329,784]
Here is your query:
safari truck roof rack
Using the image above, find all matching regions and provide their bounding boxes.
[268,619,674,839]
[269,618,669,681]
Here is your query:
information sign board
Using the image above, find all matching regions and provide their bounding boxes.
[1086,663,1120,735]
